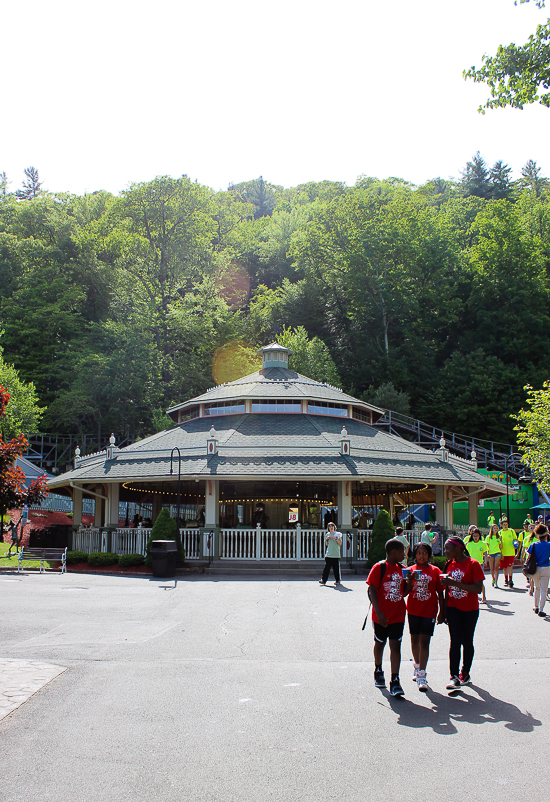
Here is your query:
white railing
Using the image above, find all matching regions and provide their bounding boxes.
[181,529,201,559]
[112,528,151,556]
[220,527,328,561]
[74,526,201,558]
[220,528,257,559]
[73,528,102,553]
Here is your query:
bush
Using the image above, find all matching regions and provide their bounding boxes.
[145,508,177,567]
[87,552,118,567]
[66,550,88,564]
[118,553,145,568]
[367,509,395,566]
[432,555,447,570]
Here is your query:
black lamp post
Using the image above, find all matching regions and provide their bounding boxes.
[503,452,523,525]
[170,447,182,567]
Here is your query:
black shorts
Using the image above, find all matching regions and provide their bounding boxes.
[408,614,436,637]
[373,620,405,643]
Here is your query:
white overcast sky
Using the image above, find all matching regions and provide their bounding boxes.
[2,0,548,195]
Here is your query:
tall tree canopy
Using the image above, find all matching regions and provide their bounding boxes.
[464,1,550,110]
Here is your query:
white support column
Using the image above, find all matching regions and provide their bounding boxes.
[435,485,448,529]
[107,483,120,527]
[94,487,103,527]
[205,480,219,527]
[338,481,352,528]
[468,491,479,527]
[72,486,83,527]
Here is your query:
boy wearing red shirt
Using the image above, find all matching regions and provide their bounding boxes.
[367,538,408,696]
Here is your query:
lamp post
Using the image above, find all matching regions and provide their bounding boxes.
[503,452,523,525]
[170,447,182,567]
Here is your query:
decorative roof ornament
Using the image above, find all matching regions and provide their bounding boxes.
[109,433,116,446]
[75,445,81,458]
[207,425,218,456]
[340,426,350,457]
[439,436,446,449]
[471,449,477,461]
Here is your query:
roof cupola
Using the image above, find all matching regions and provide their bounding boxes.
[257,342,292,370]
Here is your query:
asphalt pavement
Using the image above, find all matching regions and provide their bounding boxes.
[0,567,548,802]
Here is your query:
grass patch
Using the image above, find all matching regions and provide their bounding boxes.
[0,541,62,570]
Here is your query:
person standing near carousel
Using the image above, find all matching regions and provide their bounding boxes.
[319,522,342,586]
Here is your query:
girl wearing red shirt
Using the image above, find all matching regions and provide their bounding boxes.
[440,537,485,690]
[405,542,445,691]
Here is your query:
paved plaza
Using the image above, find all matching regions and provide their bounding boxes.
[0,568,548,801]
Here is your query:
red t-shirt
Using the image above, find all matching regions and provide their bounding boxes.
[366,561,406,625]
[406,563,443,619]
[445,557,485,611]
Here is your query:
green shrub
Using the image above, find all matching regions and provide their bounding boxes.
[145,508,177,567]
[87,552,118,567]
[432,555,447,570]
[66,550,88,564]
[118,553,145,568]
[367,510,395,566]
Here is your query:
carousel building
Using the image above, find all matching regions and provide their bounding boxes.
[48,343,507,564]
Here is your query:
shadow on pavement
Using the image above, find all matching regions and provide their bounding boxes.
[383,684,542,734]
[482,600,514,616]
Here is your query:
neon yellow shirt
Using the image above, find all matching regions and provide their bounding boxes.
[499,528,517,557]
[467,539,488,564]
[485,534,502,555]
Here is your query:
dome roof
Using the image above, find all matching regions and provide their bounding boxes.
[167,341,383,420]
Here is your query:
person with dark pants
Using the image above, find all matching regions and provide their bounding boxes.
[319,522,342,586]
[440,537,484,690]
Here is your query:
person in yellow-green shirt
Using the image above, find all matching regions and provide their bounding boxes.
[499,518,518,588]
[486,524,502,588]
[487,513,496,528]
[466,528,488,602]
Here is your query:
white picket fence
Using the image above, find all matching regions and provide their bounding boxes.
[74,527,201,558]
[74,525,457,561]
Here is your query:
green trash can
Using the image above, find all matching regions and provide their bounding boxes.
[151,540,178,577]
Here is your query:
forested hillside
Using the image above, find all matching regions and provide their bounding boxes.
[1,159,548,445]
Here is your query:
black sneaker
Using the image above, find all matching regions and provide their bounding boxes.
[374,667,386,688]
[389,678,404,696]
[538,611,547,617]
[509,579,514,588]
[446,676,461,690]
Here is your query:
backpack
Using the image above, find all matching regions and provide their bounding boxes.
[362,560,389,630]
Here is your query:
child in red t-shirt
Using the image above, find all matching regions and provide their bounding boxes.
[405,542,445,691]
[440,537,485,690]
[367,538,408,696]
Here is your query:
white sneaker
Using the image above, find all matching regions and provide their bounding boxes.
[412,662,419,682]
[416,670,428,691]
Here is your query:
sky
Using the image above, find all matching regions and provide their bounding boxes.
[2,0,548,196]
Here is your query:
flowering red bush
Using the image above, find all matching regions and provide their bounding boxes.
[0,385,48,517]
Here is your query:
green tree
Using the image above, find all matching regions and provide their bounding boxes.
[229,177,281,219]
[15,167,42,200]
[0,345,43,439]
[277,326,341,385]
[490,160,513,200]
[367,509,394,566]
[363,382,410,416]
[519,159,549,197]
[461,153,492,199]
[513,381,550,490]
[464,1,550,110]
